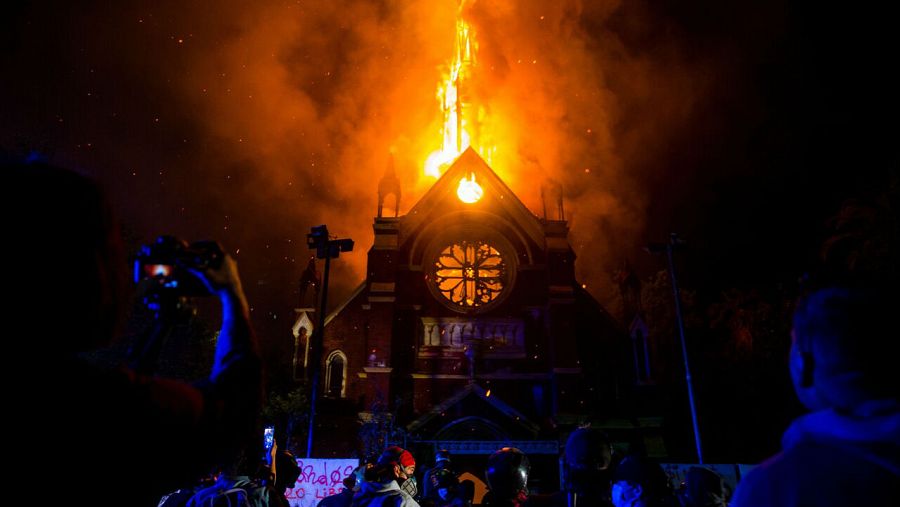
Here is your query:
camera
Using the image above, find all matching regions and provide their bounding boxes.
[134,235,224,296]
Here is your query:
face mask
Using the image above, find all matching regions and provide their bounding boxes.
[400,476,418,497]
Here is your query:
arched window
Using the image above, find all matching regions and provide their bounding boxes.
[325,350,347,398]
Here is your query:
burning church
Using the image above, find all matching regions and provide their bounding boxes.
[291,147,663,465]
[288,3,664,481]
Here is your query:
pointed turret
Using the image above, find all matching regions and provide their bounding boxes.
[377,154,402,218]
[541,179,565,221]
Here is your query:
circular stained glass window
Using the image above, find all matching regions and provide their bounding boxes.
[429,239,510,312]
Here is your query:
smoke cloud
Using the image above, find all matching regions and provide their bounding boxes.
[2,0,788,331]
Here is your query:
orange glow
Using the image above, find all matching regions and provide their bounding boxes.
[457,173,483,203]
[424,8,493,178]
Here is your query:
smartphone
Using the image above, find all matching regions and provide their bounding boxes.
[263,425,275,453]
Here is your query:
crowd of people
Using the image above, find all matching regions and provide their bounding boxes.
[312,432,731,507]
[8,159,896,507]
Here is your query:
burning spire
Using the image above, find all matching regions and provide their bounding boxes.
[424,3,488,178]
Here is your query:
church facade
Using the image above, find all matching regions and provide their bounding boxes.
[294,149,654,465]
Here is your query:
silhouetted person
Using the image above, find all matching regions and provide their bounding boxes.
[6,162,262,506]
[318,475,357,507]
[609,455,673,507]
[187,449,289,507]
[457,480,475,507]
[523,428,614,507]
[561,427,614,506]
[422,449,456,503]
[676,467,727,507]
[731,284,900,506]
[320,465,369,507]
[273,449,302,498]
[158,467,225,507]
[424,468,463,507]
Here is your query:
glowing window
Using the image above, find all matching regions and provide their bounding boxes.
[431,240,508,310]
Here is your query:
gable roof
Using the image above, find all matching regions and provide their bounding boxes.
[406,382,539,436]
[324,281,366,327]
[401,148,546,249]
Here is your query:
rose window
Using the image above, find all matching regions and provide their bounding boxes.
[430,239,508,311]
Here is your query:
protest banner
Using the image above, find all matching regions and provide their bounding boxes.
[283,458,358,507]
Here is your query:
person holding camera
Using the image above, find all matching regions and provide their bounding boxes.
[5,161,262,507]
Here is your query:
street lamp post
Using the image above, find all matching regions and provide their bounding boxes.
[648,232,704,464]
[305,225,353,458]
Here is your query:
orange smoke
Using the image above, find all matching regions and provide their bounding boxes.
[72,0,710,310]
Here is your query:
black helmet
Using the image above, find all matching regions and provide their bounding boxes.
[485,447,530,500]
[563,427,612,492]
[565,427,612,470]
[435,448,452,464]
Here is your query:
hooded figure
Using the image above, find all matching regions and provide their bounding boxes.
[563,427,614,505]
[732,286,900,506]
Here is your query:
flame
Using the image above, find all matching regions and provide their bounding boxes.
[424,9,488,178]
[457,173,483,203]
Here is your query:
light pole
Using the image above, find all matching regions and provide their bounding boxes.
[305,225,353,458]
[648,233,704,463]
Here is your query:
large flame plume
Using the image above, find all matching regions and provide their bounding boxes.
[5,0,719,316]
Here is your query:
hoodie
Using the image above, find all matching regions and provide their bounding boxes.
[351,480,421,507]
[732,399,900,506]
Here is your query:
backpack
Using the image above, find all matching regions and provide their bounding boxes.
[193,487,251,507]
[187,477,269,507]
[204,487,252,507]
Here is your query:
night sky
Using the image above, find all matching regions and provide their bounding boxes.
[3,0,896,436]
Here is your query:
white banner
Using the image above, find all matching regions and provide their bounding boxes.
[283,458,358,507]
